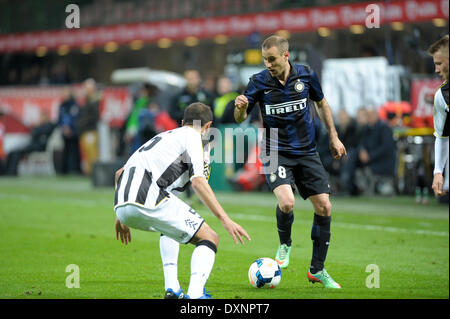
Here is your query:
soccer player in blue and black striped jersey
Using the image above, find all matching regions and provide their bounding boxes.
[234,35,346,288]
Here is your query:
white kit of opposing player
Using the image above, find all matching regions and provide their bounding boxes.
[433,81,449,192]
[114,126,210,243]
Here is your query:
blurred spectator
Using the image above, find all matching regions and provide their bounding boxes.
[137,102,158,145]
[355,107,369,136]
[23,64,42,85]
[5,111,56,176]
[378,101,412,129]
[212,75,239,125]
[124,83,158,154]
[340,108,396,195]
[169,69,213,126]
[203,73,219,100]
[77,78,100,175]
[337,108,361,149]
[58,87,81,174]
[7,69,19,85]
[50,61,71,84]
[137,102,178,147]
[318,109,360,180]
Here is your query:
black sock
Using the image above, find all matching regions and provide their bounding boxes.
[310,213,331,273]
[276,205,294,246]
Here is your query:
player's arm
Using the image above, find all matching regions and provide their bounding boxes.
[114,166,131,245]
[191,176,251,244]
[314,98,347,159]
[432,136,449,196]
[115,167,124,188]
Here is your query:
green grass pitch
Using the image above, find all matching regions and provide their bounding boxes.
[0,176,448,299]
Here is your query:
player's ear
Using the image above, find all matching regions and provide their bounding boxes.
[202,121,212,132]
[284,50,290,60]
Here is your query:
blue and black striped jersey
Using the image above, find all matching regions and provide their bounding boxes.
[244,62,324,156]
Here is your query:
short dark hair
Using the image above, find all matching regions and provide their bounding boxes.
[262,35,289,54]
[183,102,213,127]
[428,34,449,56]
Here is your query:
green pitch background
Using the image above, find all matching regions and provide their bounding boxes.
[0,176,448,299]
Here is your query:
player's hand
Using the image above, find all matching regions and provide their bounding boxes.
[329,137,347,159]
[432,173,446,196]
[115,218,131,245]
[221,216,251,245]
[235,95,249,111]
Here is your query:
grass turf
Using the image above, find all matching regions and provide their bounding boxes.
[0,176,448,299]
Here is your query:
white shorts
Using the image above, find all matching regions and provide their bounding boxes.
[115,195,204,244]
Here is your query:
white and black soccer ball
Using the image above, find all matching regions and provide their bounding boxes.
[248,257,282,289]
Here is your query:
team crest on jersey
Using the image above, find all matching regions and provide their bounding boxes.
[294,80,304,93]
[269,173,277,183]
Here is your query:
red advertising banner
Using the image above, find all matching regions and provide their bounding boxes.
[99,87,133,128]
[0,0,448,53]
[0,87,132,128]
[410,77,443,128]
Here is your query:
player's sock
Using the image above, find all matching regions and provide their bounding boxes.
[310,213,331,274]
[159,235,181,292]
[276,205,294,246]
[187,240,216,299]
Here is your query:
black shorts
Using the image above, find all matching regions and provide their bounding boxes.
[263,152,331,200]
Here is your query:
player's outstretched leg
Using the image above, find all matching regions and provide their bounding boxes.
[307,194,341,288]
[160,234,184,299]
[273,185,295,269]
[185,222,218,299]
[275,205,293,268]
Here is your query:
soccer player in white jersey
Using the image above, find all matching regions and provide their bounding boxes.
[428,35,449,197]
[113,102,250,299]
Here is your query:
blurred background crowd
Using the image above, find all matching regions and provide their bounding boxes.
[0,0,448,204]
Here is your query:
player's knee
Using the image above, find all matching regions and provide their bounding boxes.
[315,200,332,216]
[199,230,219,251]
[200,228,219,247]
[209,230,219,248]
[279,198,295,213]
[196,239,218,254]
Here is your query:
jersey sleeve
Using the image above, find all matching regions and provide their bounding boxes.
[433,88,449,138]
[244,76,259,115]
[185,129,206,181]
[308,69,325,102]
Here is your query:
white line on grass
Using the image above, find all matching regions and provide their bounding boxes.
[229,213,449,237]
[1,192,447,237]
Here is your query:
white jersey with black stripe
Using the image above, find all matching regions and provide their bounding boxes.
[433,81,449,138]
[114,126,208,209]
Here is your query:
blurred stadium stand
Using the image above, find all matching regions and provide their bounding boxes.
[1,0,375,33]
[0,0,448,198]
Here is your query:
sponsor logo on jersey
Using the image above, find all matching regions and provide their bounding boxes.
[265,98,307,115]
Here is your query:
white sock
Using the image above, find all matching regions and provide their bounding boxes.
[187,245,216,299]
[159,235,180,292]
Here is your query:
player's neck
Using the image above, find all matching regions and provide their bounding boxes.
[277,63,291,85]
[184,124,203,134]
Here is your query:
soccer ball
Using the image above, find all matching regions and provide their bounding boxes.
[248,257,282,289]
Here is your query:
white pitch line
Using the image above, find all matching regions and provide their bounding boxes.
[229,213,449,237]
[1,193,448,237]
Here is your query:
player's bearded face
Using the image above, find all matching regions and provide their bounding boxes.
[262,47,289,78]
